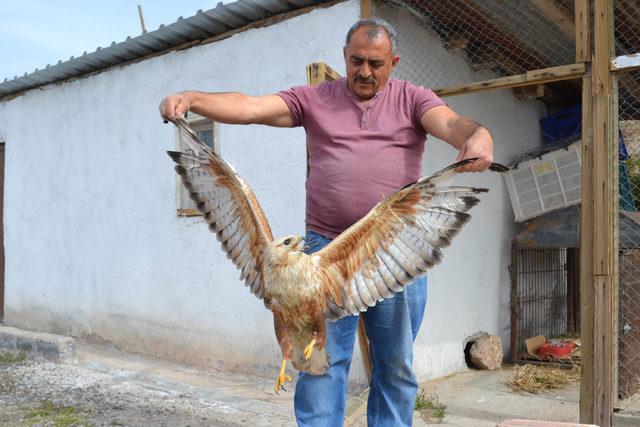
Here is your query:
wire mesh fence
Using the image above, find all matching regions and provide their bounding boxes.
[615,0,640,57]
[617,68,640,412]
[615,0,640,414]
[372,0,576,89]
[367,0,640,418]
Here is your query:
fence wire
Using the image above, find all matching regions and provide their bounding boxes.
[369,0,640,416]
[615,0,640,56]
[615,0,640,413]
[617,72,640,413]
[373,0,576,89]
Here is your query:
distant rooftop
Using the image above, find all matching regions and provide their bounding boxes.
[0,0,330,99]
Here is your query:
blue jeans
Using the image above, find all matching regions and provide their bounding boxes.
[294,230,428,427]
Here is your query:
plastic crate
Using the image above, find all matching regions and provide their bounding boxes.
[540,105,581,144]
[504,142,582,222]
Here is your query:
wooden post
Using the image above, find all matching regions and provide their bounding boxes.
[580,0,616,425]
[360,0,371,19]
[306,63,373,384]
[580,74,595,423]
[575,0,590,63]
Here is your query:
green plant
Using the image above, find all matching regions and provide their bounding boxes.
[414,388,447,421]
[26,401,91,427]
[0,351,26,365]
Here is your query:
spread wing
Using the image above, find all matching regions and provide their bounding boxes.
[315,160,509,321]
[167,117,273,300]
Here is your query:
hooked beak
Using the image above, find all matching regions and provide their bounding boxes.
[293,236,306,251]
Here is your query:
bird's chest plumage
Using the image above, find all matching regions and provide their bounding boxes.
[264,252,324,324]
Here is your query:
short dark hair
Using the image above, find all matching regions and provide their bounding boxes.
[345,18,398,54]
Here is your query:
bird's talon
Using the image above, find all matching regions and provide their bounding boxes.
[274,359,292,394]
[303,338,317,360]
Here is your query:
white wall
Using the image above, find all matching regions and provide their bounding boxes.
[0,0,545,385]
[0,0,357,375]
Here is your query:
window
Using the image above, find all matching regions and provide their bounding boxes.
[176,113,219,216]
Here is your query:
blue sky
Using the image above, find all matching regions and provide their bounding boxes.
[0,0,227,81]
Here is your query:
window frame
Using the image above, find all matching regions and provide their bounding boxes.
[175,113,219,216]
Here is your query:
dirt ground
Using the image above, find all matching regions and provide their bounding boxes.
[0,349,295,427]
[2,343,638,427]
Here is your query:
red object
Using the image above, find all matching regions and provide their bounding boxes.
[537,340,575,358]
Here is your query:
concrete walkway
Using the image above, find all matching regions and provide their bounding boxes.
[2,325,640,426]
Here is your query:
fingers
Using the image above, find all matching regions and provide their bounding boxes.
[455,156,493,173]
[455,132,494,172]
[159,93,189,122]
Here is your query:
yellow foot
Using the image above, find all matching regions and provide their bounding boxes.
[274,359,292,394]
[303,338,317,360]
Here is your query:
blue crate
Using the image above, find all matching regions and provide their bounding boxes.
[540,105,582,144]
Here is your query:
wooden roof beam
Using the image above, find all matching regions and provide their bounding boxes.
[415,0,550,71]
[532,0,575,40]
[434,63,585,97]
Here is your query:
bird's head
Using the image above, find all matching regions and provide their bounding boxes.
[273,235,306,254]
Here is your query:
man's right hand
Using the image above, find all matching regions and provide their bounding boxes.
[159,92,192,122]
[158,91,293,127]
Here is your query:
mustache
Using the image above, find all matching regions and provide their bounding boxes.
[355,76,375,84]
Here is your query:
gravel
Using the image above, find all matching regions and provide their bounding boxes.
[0,354,294,426]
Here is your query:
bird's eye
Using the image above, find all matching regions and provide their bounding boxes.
[283,238,292,246]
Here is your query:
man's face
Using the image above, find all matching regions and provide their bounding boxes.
[343,26,399,100]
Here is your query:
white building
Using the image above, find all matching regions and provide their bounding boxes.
[0,0,544,388]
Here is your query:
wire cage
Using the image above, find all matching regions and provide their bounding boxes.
[509,207,581,363]
[509,206,640,400]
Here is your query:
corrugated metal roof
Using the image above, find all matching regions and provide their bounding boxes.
[0,0,329,99]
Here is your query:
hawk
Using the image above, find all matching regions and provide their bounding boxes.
[167,117,507,393]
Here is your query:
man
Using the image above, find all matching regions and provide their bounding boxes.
[160,18,493,426]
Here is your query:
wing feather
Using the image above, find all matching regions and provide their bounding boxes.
[167,118,273,301]
[354,271,376,307]
[317,158,507,321]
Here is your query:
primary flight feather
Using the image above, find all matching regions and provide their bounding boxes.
[167,117,508,393]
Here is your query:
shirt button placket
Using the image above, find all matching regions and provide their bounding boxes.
[362,108,369,129]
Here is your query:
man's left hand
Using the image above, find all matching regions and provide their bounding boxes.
[455,127,493,172]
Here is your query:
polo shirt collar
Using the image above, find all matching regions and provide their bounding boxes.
[341,77,393,103]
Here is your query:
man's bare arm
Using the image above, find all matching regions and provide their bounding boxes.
[420,105,493,172]
[159,91,294,128]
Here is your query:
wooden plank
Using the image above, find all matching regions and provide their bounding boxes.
[512,84,545,100]
[359,0,371,19]
[575,0,590,63]
[532,0,574,39]
[306,63,325,86]
[323,63,342,82]
[579,74,595,424]
[581,0,616,425]
[611,54,640,71]
[434,63,585,97]
[592,0,614,276]
[592,95,612,275]
[611,76,620,408]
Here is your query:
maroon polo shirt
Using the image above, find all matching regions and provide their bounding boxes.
[278,77,445,238]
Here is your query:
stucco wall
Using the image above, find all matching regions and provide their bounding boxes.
[0,0,545,385]
[0,0,357,375]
